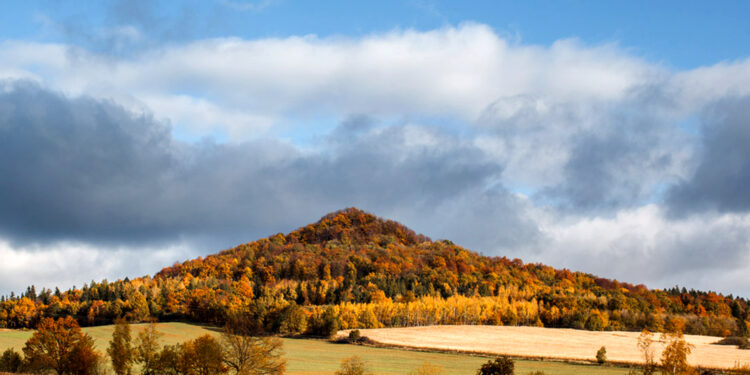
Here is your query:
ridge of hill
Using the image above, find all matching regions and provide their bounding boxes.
[1,208,748,338]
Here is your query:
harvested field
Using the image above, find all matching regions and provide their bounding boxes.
[340,325,750,370]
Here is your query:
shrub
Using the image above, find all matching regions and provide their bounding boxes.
[408,362,445,375]
[335,356,372,375]
[477,356,514,375]
[348,329,362,343]
[0,348,23,372]
[716,336,749,349]
[596,346,607,365]
[731,361,750,375]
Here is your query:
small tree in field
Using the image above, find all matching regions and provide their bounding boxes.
[135,322,162,375]
[637,329,657,375]
[108,318,134,375]
[596,346,607,365]
[179,335,226,375]
[477,356,514,375]
[661,332,696,375]
[221,318,286,375]
[23,316,101,375]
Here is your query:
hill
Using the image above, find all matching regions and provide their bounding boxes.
[0,208,747,337]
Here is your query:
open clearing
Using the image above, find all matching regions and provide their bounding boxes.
[0,322,629,375]
[341,325,750,370]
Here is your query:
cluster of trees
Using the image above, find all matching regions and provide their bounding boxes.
[0,316,285,375]
[1,208,748,338]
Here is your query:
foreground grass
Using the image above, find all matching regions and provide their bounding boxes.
[0,323,630,375]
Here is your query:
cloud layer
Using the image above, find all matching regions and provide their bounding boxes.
[1,24,750,296]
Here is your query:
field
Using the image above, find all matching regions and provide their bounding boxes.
[342,325,750,370]
[0,323,629,375]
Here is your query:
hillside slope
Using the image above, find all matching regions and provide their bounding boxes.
[1,208,747,337]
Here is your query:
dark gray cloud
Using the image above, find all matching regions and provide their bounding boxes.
[666,97,750,216]
[0,81,535,252]
[481,93,685,213]
[542,118,675,212]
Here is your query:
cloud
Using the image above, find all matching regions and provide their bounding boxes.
[0,82,531,249]
[525,205,750,294]
[666,97,750,215]
[0,24,659,139]
[0,238,194,296]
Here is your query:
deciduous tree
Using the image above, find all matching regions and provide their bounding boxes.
[22,316,101,375]
[221,328,285,375]
[135,322,163,375]
[637,329,657,375]
[661,332,696,375]
[108,318,134,375]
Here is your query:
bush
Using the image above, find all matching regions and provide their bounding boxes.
[477,356,514,375]
[335,356,372,375]
[716,336,749,349]
[348,329,362,343]
[408,362,445,375]
[0,348,23,372]
[596,346,607,365]
[731,361,750,375]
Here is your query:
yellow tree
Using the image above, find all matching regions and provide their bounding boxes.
[107,318,134,375]
[135,322,162,375]
[637,329,657,375]
[661,332,696,375]
[221,329,285,375]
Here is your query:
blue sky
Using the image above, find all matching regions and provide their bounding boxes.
[1,1,750,297]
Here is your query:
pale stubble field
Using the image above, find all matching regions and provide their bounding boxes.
[341,325,750,370]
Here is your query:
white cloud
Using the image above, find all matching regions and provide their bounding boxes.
[0,24,660,139]
[0,238,196,296]
[520,205,750,294]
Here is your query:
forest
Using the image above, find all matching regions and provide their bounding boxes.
[1,208,747,338]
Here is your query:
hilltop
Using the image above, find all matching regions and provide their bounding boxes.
[0,208,747,338]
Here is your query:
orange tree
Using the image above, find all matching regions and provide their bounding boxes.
[23,316,100,375]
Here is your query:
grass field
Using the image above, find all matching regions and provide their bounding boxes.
[0,323,630,375]
[343,325,750,370]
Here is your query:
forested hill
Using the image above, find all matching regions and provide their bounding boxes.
[1,208,748,338]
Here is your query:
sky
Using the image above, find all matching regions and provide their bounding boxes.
[1,0,750,297]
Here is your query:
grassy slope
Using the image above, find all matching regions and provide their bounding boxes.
[0,323,629,375]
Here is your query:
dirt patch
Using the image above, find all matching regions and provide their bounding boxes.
[338,325,750,370]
